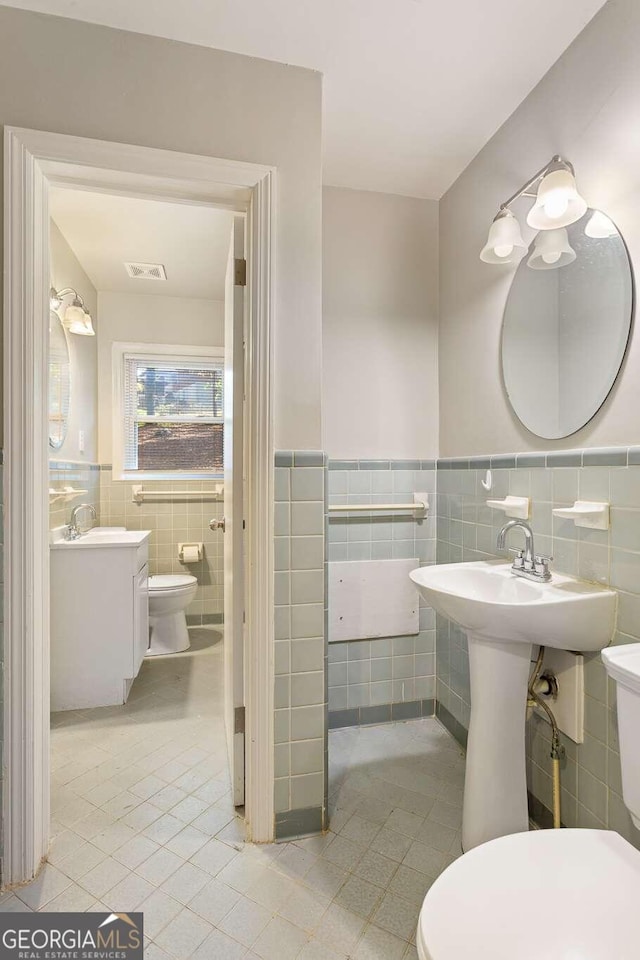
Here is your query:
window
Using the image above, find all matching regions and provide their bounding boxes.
[119,350,224,478]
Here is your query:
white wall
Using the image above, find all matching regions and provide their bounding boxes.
[323,186,439,460]
[0,5,322,450]
[49,221,98,463]
[439,0,640,456]
[97,292,223,464]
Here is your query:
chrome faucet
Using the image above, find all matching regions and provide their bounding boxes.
[497,519,552,582]
[66,503,97,541]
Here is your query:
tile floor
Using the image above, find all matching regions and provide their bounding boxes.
[1,626,466,960]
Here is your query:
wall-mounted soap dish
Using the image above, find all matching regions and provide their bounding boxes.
[486,496,530,520]
[49,487,89,503]
[552,501,610,530]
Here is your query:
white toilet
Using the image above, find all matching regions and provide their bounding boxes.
[147,574,198,656]
[416,643,640,959]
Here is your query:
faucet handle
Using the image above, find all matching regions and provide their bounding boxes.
[534,554,553,578]
[509,547,525,569]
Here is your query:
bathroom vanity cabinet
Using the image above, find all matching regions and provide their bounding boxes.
[50,528,151,710]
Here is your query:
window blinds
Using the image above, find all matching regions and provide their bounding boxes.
[123,354,224,473]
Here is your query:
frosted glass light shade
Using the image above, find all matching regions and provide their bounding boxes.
[480,211,527,264]
[63,301,95,336]
[527,228,576,270]
[66,316,95,336]
[585,211,617,239]
[527,168,587,230]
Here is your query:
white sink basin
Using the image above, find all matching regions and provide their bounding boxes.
[410,560,617,651]
[51,527,151,549]
[409,560,617,851]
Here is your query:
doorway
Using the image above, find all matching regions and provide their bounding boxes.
[3,127,276,886]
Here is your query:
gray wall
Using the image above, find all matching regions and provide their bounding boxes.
[323,187,439,460]
[0,5,322,451]
[439,0,640,457]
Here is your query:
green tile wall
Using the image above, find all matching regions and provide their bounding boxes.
[436,450,640,849]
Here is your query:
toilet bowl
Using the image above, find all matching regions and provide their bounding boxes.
[416,642,640,959]
[416,828,640,959]
[147,574,198,656]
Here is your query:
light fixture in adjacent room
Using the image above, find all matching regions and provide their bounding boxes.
[49,286,95,336]
[479,210,527,264]
[585,210,617,239]
[480,155,587,265]
[527,228,576,270]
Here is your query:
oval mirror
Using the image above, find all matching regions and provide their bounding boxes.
[501,209,633,439]
[49,309,71,449]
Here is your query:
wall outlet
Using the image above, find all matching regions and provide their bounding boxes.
[78,430,85,454]
[534,647,584,744]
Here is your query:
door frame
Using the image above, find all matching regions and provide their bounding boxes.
[3,126,276,885]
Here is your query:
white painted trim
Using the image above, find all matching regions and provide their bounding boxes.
[111,341,226,480]
[3,127,276,883]
[243,173,275,842]
[3,129,51,885]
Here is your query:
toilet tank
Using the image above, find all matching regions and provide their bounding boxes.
[602,644,640,829]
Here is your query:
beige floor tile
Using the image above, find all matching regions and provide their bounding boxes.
[353,924,407,960]
[252,916,309,960]
[136,847,184,885]
[165,826,209,860]
[78,856,130,899]
[112,834,160,870]
[191,928,247,960]
[187,877,241,927]
[218,895,272,948]
[160,862,210,905]
[138,889,184,939]
[155,908,213,960]
[371,891,418,941]
[15,865,72,912]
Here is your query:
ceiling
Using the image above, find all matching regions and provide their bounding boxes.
[3,0,606,198]
[50,187,233,299]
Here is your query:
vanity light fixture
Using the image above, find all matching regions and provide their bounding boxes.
[50,286,95,337]
[479,210,527,264]
[527,227,576,271]
[480,155,587,265]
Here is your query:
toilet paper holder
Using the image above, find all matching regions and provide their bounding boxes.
[178,542,203,563]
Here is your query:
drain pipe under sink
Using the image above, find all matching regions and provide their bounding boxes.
[527,645,564,829]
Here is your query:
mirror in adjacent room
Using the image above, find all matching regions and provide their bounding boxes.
[49,309,71,449]
[501,209,633,439]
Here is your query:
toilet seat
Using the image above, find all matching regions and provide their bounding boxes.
[149,574,197,594]
[417,829,640,960]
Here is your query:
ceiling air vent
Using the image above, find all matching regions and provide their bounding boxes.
[124,261,167,281]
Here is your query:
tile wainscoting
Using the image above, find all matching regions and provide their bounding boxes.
[49,461,101,531]
[99,469,224,624]
[436,447,640,849]
[274,452,328,838]
[326,460,437,723]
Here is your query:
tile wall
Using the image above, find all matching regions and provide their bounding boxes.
[326,460,437,724]
[99,469,224,624]
[274,452,327,838]
[435,447,640,849]
[49,461,101,531]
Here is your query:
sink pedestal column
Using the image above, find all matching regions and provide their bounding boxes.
[462,634,532,852]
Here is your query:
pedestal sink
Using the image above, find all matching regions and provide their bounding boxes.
[410,560,617,851]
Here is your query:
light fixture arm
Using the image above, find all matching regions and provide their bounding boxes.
[51,286,85,305]
[499,155,573,212]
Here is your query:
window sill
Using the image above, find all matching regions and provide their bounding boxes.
[115,472,224,482]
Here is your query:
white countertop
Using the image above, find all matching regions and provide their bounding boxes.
[51,527,152,549]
